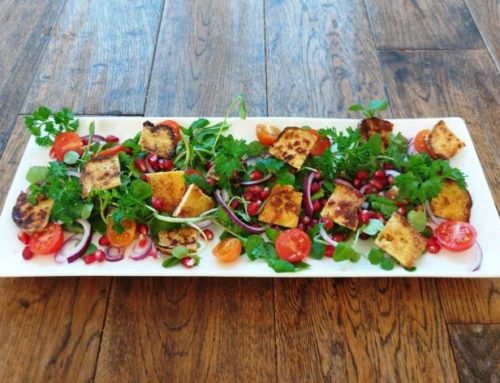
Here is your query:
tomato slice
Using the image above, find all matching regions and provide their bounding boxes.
[435,220,477,252]
[413,129,434,157]
[256,124,280,146]
[106,219,137,247]
[97,144,126,157]
[213,238,242,263]
[310,130,331,156]
[275,228,311,263]
[157,120,181,144]
[29,223,64,255]
[52,132,83,161]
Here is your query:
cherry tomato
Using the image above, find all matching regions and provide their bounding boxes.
[97,144,126,158]
[309,131,331,156]
[413,129,433,156]
[213,238,242,263]
[17,231,31,245]
[435,220,477,252]
[29,223,64,255]
[52,132,83,161]
[106,219,137,247]
[275,228,311,263]
[157,120,182,143]
[256,124,280,146]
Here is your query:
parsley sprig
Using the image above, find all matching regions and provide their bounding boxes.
[24,106,79,146]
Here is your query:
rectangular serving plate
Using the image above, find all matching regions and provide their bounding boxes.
[0,117,499,278]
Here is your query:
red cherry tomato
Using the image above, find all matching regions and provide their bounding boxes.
[309,130,331,156]
[275,228,311,263]
[256,124,280,146]
[157,120,182,143]
[413,129,433,156]
[52,132,83,161]
[29,223,64,255]
[435,220,477,252]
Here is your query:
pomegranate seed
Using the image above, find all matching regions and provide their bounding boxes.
[359,233,370,240]
[141,174,148,182]
[387,175,395,185]
[207,178,217,186]
[324,245,335,257]
[260,187,271,200]
[310,218,318,226]
[138,223,149,236]
[138,236,148,248]
[230,199,240,209]
[98,235,111,246]
[248,202,260,216]
[149,249,158,259]
[332,233,345,243]
[313,200,321,212]
[17,231,31,245]
[426,237,441,254]
[363,185,376,195]
[158,158,174,171]
[22,246,34,260]
[94,250,106,262]
[290,168,297,174]
[205,161,214,171]
[369,178,385,191]
[151,196,164,210]
[359,210,371,224]
[124,147,133,155]
[319,198,327,206]
[84,254,96,264]
[356,170,370,179]
[353,178,361,188]
[250,170,264,180]
[397,207,407,216]
[321,217,333,230]
[298,223,306,230]
[81,137,89,145]
[135,158,147,173]
[310,183,321,193]
[146,153,159,171]
[203,229,214,240]
[314,171,323,181]
[301,216,311,225]
[255,200,262,206]
[383,162,394,170]
[243,190,257,202]
[374,213,385,221]
[105,135,120,143]
[182,257,195,268]
[374,170,386,179]
[247,185,262,195]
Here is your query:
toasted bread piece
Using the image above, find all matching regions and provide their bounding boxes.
[320,183,365,231]
[12,192,53,233]
[375,212,427,268]
[430,180,472,222]
[427,120,465,159]
[173,184,215,218]
[258,184,302,228]
[147,171,186,214]
[268,127,317,169]
[80,154,121,197]
[156,227,198,255]
[359,117,393,148]
[139,121,176,159]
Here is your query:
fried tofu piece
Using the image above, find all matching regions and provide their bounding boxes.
[375,212,427,268]
[427,120,465,159]
[139,121,176,159]
[268,127,317,169]
[80,154,121,197]
[320,183,365,231]
[156,227,198,255]
[430,180,472,222]
[258,185,302,228]
[147,171,186,214]
[173,184,215,218]
[12,192,53,233]
[359,117,393,148]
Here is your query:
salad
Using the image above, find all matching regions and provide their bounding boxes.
[11,98,481,273]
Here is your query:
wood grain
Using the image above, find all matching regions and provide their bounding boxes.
[466,0,500,73]
[365,0,483,49]
[449,324,500,382]
[22,0,164,115]
[0,0,65,156]
[145,0,266,117]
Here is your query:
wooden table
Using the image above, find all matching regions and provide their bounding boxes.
[0,1,499,382]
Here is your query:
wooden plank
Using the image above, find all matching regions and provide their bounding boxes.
[0,0,65,156]
[0,118,111,382]
[466,0,500,73]
[378,49,500,324]
[145,0,266,116]
[22,0,164,115]
[365,0,483,49]
[449,324,500,382]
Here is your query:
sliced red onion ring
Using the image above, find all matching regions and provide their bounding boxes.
[384,170,401,178]
[240,174,272,186]
[214,189,265,234]
[303,171,316,216]
[424,201,444,226]
[359,184,373,195]
[197,220,213,229]
[81,134,106,143]
[319,225,338,247]
[55,219,92,263]
[471,241,483,272]
[105,246,125,262]
[125,236,153,261]
[334,178,363,198]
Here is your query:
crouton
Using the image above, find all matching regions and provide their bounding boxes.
[12,192,53,233]
[430,179,472,222]
[80,154,121,197]
[258,184,302,228]
[268,127,317,169]
[156,227,198,255]
[173,184,215,218]
[359,117,393,148]
[147,171,186,214]
[320,183,365,230]
[139,120,176,159]
[375,212,427,268]
[427,120,465,159]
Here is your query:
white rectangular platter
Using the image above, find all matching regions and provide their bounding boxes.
[0,116,499,277]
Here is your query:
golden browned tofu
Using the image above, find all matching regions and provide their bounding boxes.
[359,117,393,148]
[156,227,198,255]
[430,180,472,222]
[12,192,53,233]
[268,127,317,169]
[147,171,186,214]
[173,184,215,218]
[258,184,302,228]
[80,154,121,197]
[375,213,427,268]
[139,121,176,159]
[427,120,465,159]
[320,183,365,231]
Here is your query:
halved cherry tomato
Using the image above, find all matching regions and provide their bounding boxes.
[52,132,83,161]
[435,220,477,252]
[106,219,137,247]
[413,129,433,156]
[275,228,311,263]
[29,223,64,255]
[310,130,331,156]
[97,144,126,157]
[213,238,242,263]
[157,120,181,143]
[184,169,203,177]
[256,124,280,146]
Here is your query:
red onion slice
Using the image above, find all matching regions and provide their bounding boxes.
[55,219,92,263]
[214,189,265,234]
[105,246,125,262]
[319,225,338,247]
[197,220,213,229]
[424,201,444,227]
[384,170,401,178]
[359,184,373,195]
[303,171,316,216]
[240,174,272,186]
[54,235,81,264]
[471,241,483,272]
[125,236,153,261]
[81,134,106,143]
[334,178,363,198]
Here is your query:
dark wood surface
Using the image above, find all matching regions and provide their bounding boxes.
[0,1,499,382]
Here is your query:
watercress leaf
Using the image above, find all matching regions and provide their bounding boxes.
[368,248,384,265]
[63,150,80,165]
[407,210,427,232]
[247,141,267,157]
[363,219,385,235]
[381,257,395,271]
[190,118,210,130]
[255,157,284,174]
[333,242,361,263]
[275,168,295,185]
[310,241,326,260]
[130,179,153,200]
[162,257,181,268]
[265,227,279,242]
[184,173,214,193]
[81,203,93,220]
[26,166,48,184]
[348,104,365,112]
[266,257,295,273]
[244,235,266,261]
[172,246,189,259]
[368,99,388,112]
[238,98,247,119]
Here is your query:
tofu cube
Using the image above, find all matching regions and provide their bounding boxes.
[268,127,317,169]
[359,117,393,148]
[427,120,465,159]
[139,121,177,159]
[320,183,365,230]
[80,154,121,197]
[147,171,186,214]
[258,184,302,228]
[156,227,198,255]
[12,192,53,233]
[173,184,215,218]
[430,180,472,222]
